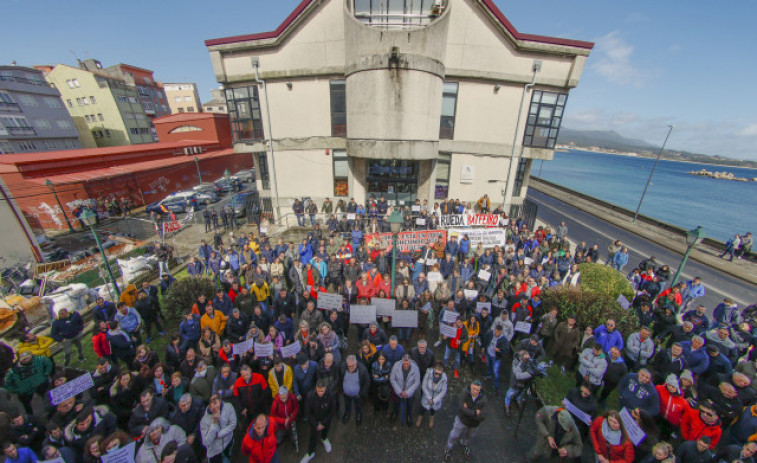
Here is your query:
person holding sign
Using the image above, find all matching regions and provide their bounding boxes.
[527,406,583,463]
[589,410,635,463]
[443,317,468,379]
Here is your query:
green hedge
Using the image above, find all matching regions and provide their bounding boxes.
[163,275,216,318]
[577,263,634,300]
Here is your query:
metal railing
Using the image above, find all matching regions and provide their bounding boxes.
[5,126,36,136]
[353,0,447,28]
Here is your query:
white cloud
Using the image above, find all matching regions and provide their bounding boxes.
[591,31,645,87]
[735,123,757,137]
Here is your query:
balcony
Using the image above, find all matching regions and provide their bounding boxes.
[352,0,447,28]
[0,101,21,112]
[5,126,36,136]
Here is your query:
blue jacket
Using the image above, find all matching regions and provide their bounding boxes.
[411,261,424,282]
[179,315,202,342]
[5,447,37,463]
[274,318,294,342]
[187,261,204,276]
[227,251,241,271]
[381,344,405,366]
[293,360,318,398]
[460,238,470,255]
[212,295,234,317]
[685,280,706,299]
[613,251,629,268]
[440,259,455,279]
[351,229,363,247]
[712,302,739,326]
[594,324,624,353]
[681,342,710,375]
[460,263,474,282]
[446,241,459,258]
[114,307,141,333]
[198,243,213,260]
[618,373,660,417]
[208,255,221,274]
[51,311,83,341]
[299,243,313,265]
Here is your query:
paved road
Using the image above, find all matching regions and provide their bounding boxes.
[527,188,757,309]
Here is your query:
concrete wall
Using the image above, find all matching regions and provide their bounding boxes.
[0,177,40,265]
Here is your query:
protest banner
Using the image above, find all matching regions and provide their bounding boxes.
[347,213,356,220]
[564,399,592,426]
[350,305,377,324]
[49,372,94,406]
[464,289,478,300]
[476,302,491,313]
[447,228,506,249]
[419,302,432,314]
[515,321,532,334]
[317,292,343,310]
[439,214,500,228]
[524,257,534,266]
[233,338,254,356]
[364,230,446,254]
[617,294,631,310]
[280,342,301,359]
[162,220,181,234]
[442,310,460,324]
[411,205,421,212]
[391,310,418,328]
[620,408,646,445]
[439,323,458,338]
[101,441,136,463]
[426,258,437,266]
[478,269,491,281]
[254,342,274,358]
[416,218,426,226]
[372,298,396,317]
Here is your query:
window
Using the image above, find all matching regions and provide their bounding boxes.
[225,86,264,142]
[256,152,270,189]
[90,96,96,104]
[332,150,349,196]
[97,113,104,121]
[73,79,80,88]
[17,140,38,151]
[56,120,73,129]
[439,82,458,139]
[128,96,138,104]
[0,91,16,104]
[85,115,91,122]
[329,80,346,137]
[187,106,194,112]
[117,96,128,103]
[92,130,99,139]
[184,96,192,102]
[129,128,139,135]
[17,94,37,107]
[82,97,89,105]
[43,97,62,108]
[169,125,202,134]
[174,97,181,103]
[34,119,51,129]
[512,158,529,198]
[435,152,451,199]
[219,106,225,111]
[0,141,15,154]
[178,108,185,113]
[105,129,111,137]
[523,90,568,149]
[139,127,149,134]
[66,99,73,108]
[66,79,75,89]
[76,97,83,106]
[43,139,57,150]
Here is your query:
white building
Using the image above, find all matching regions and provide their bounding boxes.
[205,0,592,218]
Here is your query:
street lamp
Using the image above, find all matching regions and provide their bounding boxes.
[671,225,705,287]
[633,125,673,223]
[45,179,75,233]
[80,208,121,297]
[194,156,203,183]
[387,210,404,297]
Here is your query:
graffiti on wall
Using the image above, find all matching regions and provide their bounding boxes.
[148,177,170,193]
[30,202,64,228]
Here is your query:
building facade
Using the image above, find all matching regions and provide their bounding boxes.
[43,64,156,148]
[202,88,228,114]
[164,83,202,114]
[205,0,592,217]
[0,65,82,154]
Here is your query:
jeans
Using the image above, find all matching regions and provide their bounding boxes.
[393,396,412,422]
[444,347,461,370]
[504,387,524,406]
[446,416,479,449]
[485,352,502,391]
[144,317,164,339]
[398,327,412,341]
[60,336,84,364]
[296,214,305,227]
[343,394,362,417]
[309,214,316,226]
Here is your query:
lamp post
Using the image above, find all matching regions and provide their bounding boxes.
[387,210,404,297]
[671,225,705,287]
[45,179,74,233]
[80,208,121,297]
[194,156,202,183]
[633,125,673,223]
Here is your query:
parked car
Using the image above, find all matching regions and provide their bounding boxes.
[233,169,255,183]
[230,190,257,217]
[193,182,223,196]
[182,189,218,204]
[214,178,234,193]
[146,193,198,214]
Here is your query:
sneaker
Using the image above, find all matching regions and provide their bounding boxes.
[300,453,315,463]
[445,448,453,461]
[434,340,442,347]
[560,366,566,376]
[323,438,332,453]
[454,369,460,378]
[464,445,471,458]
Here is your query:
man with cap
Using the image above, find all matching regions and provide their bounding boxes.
[655,374,689,428]
[445,379,487,461]
[293,353,318,403]
[527,405,583,463]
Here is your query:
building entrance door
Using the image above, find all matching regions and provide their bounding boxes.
[366,160,418,206]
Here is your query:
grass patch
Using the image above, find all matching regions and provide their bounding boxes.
[534,364,619,410]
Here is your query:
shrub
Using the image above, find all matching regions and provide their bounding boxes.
[540,286,638,336]
[163,275,215,318]
[577,263,634,300]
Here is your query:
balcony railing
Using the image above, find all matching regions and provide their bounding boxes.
[5,126,36,136]
[0,101,21,111]
[0,74,54,87]
[353,0,447,28]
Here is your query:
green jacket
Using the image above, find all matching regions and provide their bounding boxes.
[531,405,583,461]
[5,356,53,396]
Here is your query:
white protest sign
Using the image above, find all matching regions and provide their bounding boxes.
[524,257,534,266]
[447,228,506,250]
[392,310,418,328]
[419,302,432,314]
[478,269,491,281]
[564,398,592,426]
[620,407,646,446]
[101,441,136,463]
[515,321,532,334]
[617,294,631,310]
[233,338,254,356]
[442,310,460,324]
[347,213,356,220]
[372,298,396,317]
[260,227,268,235]
[317,292,343,310]
[476,302,491,313]
[426,258,437,266]
[464,289,479,300]
[49,372,94,406]
[254,342,275,358]
[350,305,377,324]
[416,218,426,226]
[412,205,421,212]
[280,342,301,359]
[439,323,458,338]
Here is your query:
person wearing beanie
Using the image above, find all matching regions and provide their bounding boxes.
[527,406,583,463]
[679,369,698,405]
[655,374,689,427]
[292,354,318,403]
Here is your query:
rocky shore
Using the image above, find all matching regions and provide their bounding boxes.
[688,168,757,182]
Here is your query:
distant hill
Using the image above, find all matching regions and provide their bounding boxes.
[557,128,655,152]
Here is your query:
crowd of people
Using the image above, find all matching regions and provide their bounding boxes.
[1,196,755,463]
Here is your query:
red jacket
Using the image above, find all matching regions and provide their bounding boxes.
[270,394,299,432]
[241,417,277,463]
[680,406,722,449]
[356,279,375,299]
[92,331,111,357]
[590,417,635,463]
[233,373,269,413]
[656,384,690,427]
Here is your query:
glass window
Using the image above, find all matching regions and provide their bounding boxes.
[256,152,270,190]
[512,158,529,198]
[439,82,458,139]
[226,86,264,142]
[330,80,346,137]
[332,150,349,196]
[435,152,451,199]
[17,94,37,106]
[523,90,568,149]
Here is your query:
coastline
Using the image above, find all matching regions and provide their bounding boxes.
[558,146,757,171]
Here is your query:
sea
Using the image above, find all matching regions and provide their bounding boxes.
[533,149,757,243]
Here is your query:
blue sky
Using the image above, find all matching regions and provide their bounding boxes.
[2,0,756,160]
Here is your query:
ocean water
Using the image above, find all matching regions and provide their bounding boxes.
[534,149,757,243]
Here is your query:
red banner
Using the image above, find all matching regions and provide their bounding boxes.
[162,220,182,234]
[439,213,500,228]
[365,230,446,253]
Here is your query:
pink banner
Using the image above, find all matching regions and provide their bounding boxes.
[365,230,447,253]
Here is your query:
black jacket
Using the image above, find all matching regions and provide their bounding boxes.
[603,357,629,386]
[305,389,336,427]
[170,397,204,437]
[339,361,370,398]
[675,440,714,463]
[225,315,249,343]
[273,294,296,320]
[457,386,487,428]
[409,347,436,375]
[316,361,341,397]
[127,396,170,437]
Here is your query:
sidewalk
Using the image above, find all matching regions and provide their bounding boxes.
[530,180,756,285]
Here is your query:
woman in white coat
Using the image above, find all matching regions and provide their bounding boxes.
[416,361,448,428]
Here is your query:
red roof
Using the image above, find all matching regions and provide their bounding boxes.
[33,148,236,186]
[0,140,218,166]
[204,0,593,49]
